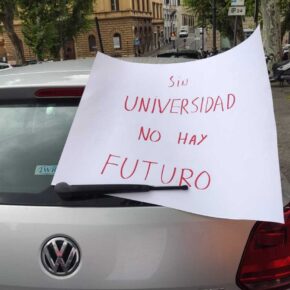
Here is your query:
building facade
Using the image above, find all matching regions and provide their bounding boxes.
[176,0,194,34]
[163,0,194,43]
[163,0,178,43]
[1,0,165,63]
[95,0,164,57]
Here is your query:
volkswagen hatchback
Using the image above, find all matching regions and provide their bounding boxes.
[0,58,290,290]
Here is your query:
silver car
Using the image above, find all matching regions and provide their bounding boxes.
[0,58,289,290]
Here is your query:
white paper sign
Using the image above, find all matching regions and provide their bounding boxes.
[52,27,284,223]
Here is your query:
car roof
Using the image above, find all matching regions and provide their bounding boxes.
[0,58,94,88]
[0,56,193,88]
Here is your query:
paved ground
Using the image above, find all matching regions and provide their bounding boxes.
[272,83,290,185]
[144,32,198,57]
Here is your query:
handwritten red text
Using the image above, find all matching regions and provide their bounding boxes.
[124,93,235,114]
[101,153,211,189]
[178,132,207,145]
[168,75,189,87]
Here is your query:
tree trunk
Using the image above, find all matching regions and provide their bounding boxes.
[261,0,281,73]
[4,29,25,65]
[236,17,245,44]
[1,3,25,65]
[230,17,245,45]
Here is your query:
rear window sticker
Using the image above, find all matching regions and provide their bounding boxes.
[35,165,57,176]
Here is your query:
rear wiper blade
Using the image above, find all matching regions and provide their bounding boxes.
[54,182,188,201]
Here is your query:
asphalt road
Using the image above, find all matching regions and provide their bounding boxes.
[172,33,198,50]
[145,32,198,56]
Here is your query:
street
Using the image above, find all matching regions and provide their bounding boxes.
[172,32,201,50]
[146,32,201,56]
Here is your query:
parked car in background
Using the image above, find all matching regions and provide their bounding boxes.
[179,25,189,38]
[0,57,290,290]
[0,62,12,70]
[243,28,254,39]
[282,44,290,60]
[157,49,201,59]
[283,44,290,54]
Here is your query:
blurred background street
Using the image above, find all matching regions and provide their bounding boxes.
[144,31,202,56]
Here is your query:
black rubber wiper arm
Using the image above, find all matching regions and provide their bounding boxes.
[54,182,188,200]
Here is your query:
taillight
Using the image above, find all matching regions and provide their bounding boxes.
[237,204,290,289]
[35,87,84,98]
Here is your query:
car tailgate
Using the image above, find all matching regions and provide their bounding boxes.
[0,205,254,290]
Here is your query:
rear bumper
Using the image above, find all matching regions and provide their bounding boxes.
[0,205,254,290]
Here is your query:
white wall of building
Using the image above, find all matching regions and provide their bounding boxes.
[163,0,179,42]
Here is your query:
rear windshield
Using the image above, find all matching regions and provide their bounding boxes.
[0,101,151,207]
[0,102,76,193]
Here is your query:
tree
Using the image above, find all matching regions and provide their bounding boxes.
[18,0,95,60]
[183,0,257,46]
[261,0,281,70]
[280,0,290,43]
[0,0,25,65]
[18,1,58,61]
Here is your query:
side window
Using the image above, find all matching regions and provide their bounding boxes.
[113,33,122,49]
[88,35,97,52]
[111,0,119,11]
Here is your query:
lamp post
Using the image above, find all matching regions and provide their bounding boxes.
[254,0,259,27]
[56,15,65,60]
[201,13,205,51]
[95,16,104,53]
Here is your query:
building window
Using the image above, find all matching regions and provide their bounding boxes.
[113,33,122,49]
[111,0,119,11]
[88,35,97,52]
[147,0,149,11]
[156,4,159,18]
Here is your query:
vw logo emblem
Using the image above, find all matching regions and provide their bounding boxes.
[41,235,80,276]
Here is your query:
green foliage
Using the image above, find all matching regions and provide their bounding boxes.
[0,0,17,19]
[0,0,26,64]
[18,0,95,60]
[183,0,256,45]
[182,0,211,28]
[184,0,290,52]
[280,0,290,40]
